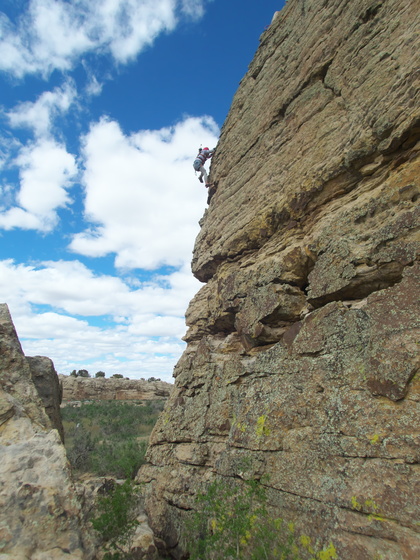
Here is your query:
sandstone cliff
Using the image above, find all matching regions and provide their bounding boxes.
[0,304,94,559]
[140,1,420,558]
[60,375,172,402]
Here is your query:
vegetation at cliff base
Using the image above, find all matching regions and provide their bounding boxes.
[185,476,338,560]
[61,400,164,478]
[91,478,141,560]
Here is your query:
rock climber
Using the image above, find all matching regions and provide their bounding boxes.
[193,146,214,186]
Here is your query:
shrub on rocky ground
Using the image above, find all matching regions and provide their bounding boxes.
[185,476,338,560]
[62,400,163,478]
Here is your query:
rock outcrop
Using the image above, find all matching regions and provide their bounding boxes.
[140,1,420,559]
[60,375,173,402]
[29,356,65,442]
[0,304,94,559]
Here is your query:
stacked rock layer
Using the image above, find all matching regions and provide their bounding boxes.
[140,0,420,558]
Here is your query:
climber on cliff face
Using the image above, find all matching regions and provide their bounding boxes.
[193,146,214,186]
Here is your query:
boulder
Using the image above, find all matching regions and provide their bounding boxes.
[0,304,95,559]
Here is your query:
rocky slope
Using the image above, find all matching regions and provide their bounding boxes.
[140,0,420,558]
[60,375,172,402]
[0,304,95,559]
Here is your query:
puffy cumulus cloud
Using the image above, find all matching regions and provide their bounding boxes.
[6,81,76,138]
[0,1,91,77]
[126,314,186,337]
[0,259,200,320]
[0,139,77,231]
[0,0,211,78]
[102,0,176,63]
[0,82,78,232]
[71,115,219,269]
[20,322,183,381]
[0,258,202,381]
[0,207,45,230]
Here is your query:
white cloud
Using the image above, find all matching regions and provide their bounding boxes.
[16,141,76,213]
[100,0,176,63]
[0,110,217,378]
[84,73,103,97]
[0,257,202,381]
[180,0,207,19]
[0,259,200,319]
[0,0,210,78]
[71,115,218,269]
[0,82,78,231]
[20,325,184,381]
[0,1,217,382]
[0,139,77,231]
[0,207,44,230]
[127,315,186,337]
[7,82,76,138]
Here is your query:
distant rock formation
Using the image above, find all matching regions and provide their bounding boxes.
[0,304,95,559]
[60,375,173,402]
[140,0,420,558]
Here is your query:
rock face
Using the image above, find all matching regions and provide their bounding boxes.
[60,375,173,402]
[0,304,94,559]
[140,1,420,559]
[29,356,65,442]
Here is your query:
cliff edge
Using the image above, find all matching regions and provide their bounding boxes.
[140,0,420,558]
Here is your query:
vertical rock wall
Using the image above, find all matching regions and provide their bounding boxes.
[140,0,420,558]
[0,304,94,559]
[28,356,65,443]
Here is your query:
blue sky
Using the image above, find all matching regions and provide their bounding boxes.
[0,0,285,382]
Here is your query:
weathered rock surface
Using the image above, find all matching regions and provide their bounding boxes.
[60,375,173,402]
[29,356,65,442]
[0,304,95,559]
[140,1,420,558]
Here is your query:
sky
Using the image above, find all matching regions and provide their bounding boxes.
[0,0,285,383]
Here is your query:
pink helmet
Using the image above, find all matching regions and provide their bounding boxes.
[204,147,209,150]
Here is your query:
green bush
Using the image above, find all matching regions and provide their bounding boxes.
[90,440,148,479]
[61,400,164,478]
[185,476,338,560]
[66,430,96,471]
[61,401,164,558]
[91,478,141,559]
